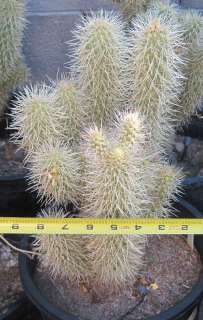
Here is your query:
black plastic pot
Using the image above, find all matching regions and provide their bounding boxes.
[182,177,203,214]
[19,199,203,320]
[0,295,42,320]
[0,295,29,320]
[176,111,203,214]
[0,94,40,219]
[198,298,203,320]
[178,112,203,141]
[0,174,40,243]
[0,174,39,218]
[0,91,17,139]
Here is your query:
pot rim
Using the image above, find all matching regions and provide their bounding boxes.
[0,174,25,182]
[19,199,203,320]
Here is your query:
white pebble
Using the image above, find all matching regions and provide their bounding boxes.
[175,142,185,153]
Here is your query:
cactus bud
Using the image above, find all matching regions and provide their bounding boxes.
[117,112,145,148]
[84,126,108,158]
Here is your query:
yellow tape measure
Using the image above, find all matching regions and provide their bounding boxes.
[0,217,203,235]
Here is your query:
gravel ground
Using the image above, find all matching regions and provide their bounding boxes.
[0,241,23,313]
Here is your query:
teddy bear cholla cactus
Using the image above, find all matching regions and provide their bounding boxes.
[118,0,203,130]
[175,11,203,125]
[82,113,148,218]
[10,8,197,297]
[72,11,126,126]
[126,12,184,148]
[28,140,81,206]
[33,207,90,283]
[10,85,64,156]
[0,0,28,117]
[51,74,84,145]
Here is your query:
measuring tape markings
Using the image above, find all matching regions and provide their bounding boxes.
[0,217,203,234]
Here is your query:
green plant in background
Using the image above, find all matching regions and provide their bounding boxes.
[10,3,203,297]
[112,0,174,22]
[150,0,178,20]
[112,0,151,21]
[0,0,28,118]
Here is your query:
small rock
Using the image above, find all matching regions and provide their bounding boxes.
[137,285,149,296]
[175,142,185,153]
[198,168,203,176]
[13,149,25,162]
[186,139,203,167]
[184,136,192,147]
[169,152,178,165]
[175,135,185,144]
[0,139,6,148]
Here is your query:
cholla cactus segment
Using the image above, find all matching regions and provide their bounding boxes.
[127,12,184,150]
[88,235,145,294]
[176,47,203,125]
[179,11,202,48]
[83,126,108,158]
[34,207,89,283]
[52,74,84,145]
[128,13,183,123]
[145,163,183,218]
[10,60,29,87]
[28,140,81,206]
[10,84,64,156]
[116,112,146,148]
[82,114,148,218]
[0,90,10,121]
[0,60,28,118]
[72,11,126,126]
[2,58,28,90]
[0,0,27,81]
[174,12,203,126]
[113,0,151,21]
